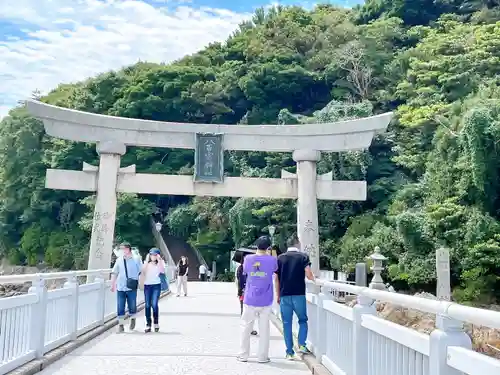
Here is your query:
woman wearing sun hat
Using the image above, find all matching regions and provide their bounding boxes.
[141,248,166,333]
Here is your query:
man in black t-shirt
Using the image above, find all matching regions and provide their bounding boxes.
[274,235,315,360]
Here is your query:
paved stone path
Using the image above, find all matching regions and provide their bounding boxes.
[38,282,310,375]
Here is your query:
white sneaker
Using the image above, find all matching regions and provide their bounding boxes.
[237,356,248,362]
[258,358,270,363]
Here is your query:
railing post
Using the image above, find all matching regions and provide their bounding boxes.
[352,290,376,375]
[429,311,472,375]
[64,273,79,340]
[314,287,331,359]
[306,283,320,352]
[95,277,106,325]
[28,276,47,358]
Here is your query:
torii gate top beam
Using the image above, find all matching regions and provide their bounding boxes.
[26,100,392,152]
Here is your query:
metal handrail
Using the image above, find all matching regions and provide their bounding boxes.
[0,269,111,284]
[310,278,500,330]
[191,245,209,269]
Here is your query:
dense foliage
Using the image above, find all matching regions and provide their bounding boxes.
[1,2,500,302]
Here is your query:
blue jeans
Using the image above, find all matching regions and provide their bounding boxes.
[280,295,308,355]
[144,284,161,326]
[117,290,137,319]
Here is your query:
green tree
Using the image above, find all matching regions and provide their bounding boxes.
[1,4,500,303]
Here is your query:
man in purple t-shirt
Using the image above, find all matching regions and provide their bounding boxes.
[237,236,278,363]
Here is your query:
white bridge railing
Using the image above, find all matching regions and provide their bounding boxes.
[0,268,176,374]
[3,270,499,375]
[273,279,500,375]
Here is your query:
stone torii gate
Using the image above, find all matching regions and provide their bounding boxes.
[26,100,392,274]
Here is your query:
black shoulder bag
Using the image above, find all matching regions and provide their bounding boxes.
[123,258,139,290]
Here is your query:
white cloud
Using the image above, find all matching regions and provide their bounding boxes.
[0,0,251,118]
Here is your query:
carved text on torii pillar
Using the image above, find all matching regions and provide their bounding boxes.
[93,211,112,259]
[303,244,316,259]
[304,220,315,233]
[302,219,316,258]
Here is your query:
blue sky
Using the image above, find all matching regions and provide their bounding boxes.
[0,0,363,118]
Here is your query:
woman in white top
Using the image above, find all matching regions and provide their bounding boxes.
[142,248,165,333]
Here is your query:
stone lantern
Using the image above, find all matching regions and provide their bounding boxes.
[268,225,276,239]
[268,225,277,257]
[367,246,387,290]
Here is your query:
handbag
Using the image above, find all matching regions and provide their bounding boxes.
[159,272,169,292]
[123,258,139,290]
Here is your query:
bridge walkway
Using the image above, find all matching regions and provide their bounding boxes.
[3,272,500,375]
[36,282,309,375]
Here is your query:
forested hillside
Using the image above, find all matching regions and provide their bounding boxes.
[1,1,500,302]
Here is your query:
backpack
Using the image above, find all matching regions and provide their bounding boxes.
[236,264,247,297]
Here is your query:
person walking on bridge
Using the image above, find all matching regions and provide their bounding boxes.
[237,236,277,363]
[176,256,189,296]
[236,253,258,336]
[140,248,165,333]
[111,242,142,333]
[199,263,207,281]
[275,235,315,359]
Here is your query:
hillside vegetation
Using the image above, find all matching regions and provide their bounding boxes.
[1,1,500,303]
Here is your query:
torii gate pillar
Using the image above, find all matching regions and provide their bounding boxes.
[88,141,125,270]
[293,149,321,274]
